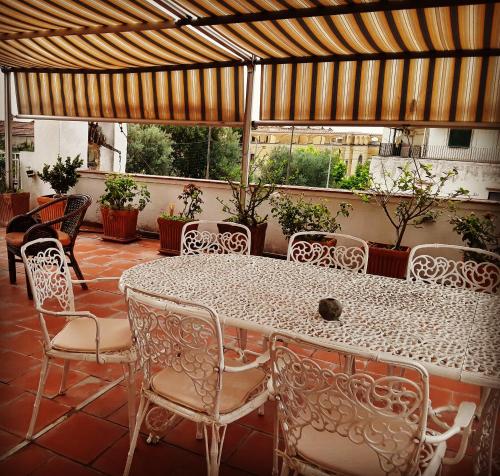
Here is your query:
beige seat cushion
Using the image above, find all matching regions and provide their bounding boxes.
[52,317,132,353]
[297,425,418,476]
[6,230,71,247]
[151,358,266,414]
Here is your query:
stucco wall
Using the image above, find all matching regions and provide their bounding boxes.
[76,170,500,256]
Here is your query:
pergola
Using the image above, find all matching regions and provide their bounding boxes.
[1,0,499,190]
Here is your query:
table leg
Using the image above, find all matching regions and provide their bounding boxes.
[144,405,182,444]
[474,388,500,476]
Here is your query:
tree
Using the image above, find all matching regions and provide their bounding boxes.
[208,128,242,180]
[339,162,371,190]
[126,125,173,176]
[259,146,347,188]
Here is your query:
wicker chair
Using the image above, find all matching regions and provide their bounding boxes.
[20,238,136,441]
[6,194,91,298]
[406,244,500,294]
[270,332,476,476]
[287,232,369,273]
[123,286,269,476]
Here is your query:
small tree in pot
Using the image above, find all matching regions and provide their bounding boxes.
[217,179,275,255]
[270,192,351,242]
[361,161,468,278]
[98,174,150,243]
[158,183,203,255]
[37,154,84,226]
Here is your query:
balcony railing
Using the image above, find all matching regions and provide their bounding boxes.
[378,143,500,164]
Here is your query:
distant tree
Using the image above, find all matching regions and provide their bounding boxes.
[209,127,242,180]
[126,125,173,175]
[259,146,347,188]
[339,162,371,190]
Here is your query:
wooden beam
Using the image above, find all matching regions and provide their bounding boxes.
[0,0,495,41]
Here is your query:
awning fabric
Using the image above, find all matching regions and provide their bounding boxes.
[14,66,244,123]
[1,0,499,127]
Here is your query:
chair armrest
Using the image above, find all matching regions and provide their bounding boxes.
[425,401,476,444]
[36,307,102,363]
[224,351,270,373]
[6,214,38,233]
[72,277,120,284]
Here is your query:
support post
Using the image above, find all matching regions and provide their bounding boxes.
[3,69,13,191]
[205,126,212,180]
[240,63,255,206]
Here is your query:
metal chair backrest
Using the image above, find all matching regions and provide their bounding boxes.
[21,238,75,346]
[125,286,225,418]
[270,332,429,476]
[181,220,251,255]
[407,244,500,294]
[287,232,369,273]
[60,194,91,238]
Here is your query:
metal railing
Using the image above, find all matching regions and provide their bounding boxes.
[0,152,21,190]
[378,143,500,164]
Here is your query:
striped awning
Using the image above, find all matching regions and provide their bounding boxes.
[1,0,499,127]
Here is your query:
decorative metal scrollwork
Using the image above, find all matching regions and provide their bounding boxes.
[182,229,250,255]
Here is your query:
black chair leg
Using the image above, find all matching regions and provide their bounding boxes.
[68,250,88,290]
[25,268,33,300]
[8,250,16,284]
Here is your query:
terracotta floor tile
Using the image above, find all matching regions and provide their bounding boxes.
[0,392,70,438]
[238,400,275,435]
[106,403,131,429]
[83,385,129,418]
[10,364,88,399]
[53,376,110,408]
[0,428,22,455]
[74,361,127,382]
[0,350,41,383]
[0,328,44,356]
[30,454,104,476]
[227,431,274,476]
[37,412,127,464]
[93,433,207,476]
[0,382,26,406]
[0,444,55,476]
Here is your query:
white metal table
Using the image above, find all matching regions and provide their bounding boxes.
[120,254,499,475]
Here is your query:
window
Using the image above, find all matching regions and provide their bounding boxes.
[357,155,363,166]
[448,129,472,148]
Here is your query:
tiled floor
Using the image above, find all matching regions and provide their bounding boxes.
[0,229,495,475]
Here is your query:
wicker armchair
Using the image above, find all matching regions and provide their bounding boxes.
[6,194,91,298]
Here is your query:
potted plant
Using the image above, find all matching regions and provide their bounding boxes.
[158,183,203,255]
[0,155,30,226]
[361,161,468,278]
[37,154,83,226]
[217,179,275,255]
[449,212,499,264]
[98,173,150,243]
[271,193,351,244]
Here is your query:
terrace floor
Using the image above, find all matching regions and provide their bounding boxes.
[0,228,494,476]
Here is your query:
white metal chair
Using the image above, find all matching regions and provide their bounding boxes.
[20,238,137,440]
[123,286,270,476]
[181,220,251,256]
[406,244,500,294]
[270,332,476,476]
[287,232,369,273]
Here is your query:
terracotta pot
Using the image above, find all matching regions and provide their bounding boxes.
[0,192,30,226]
[37,195,66,230]
[217,222,268,256]
[367,242,411,279]
[101,207,139,243]
[157,217,198,256]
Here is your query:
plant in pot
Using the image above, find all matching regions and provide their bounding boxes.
[217,179,275,256]
[158,183,203,255]
[0,155,30,226]
[361,160,468,279]
[449,212,500,265]
[98,173,151,243]
[37,154,84,226]
[270,193,352,247]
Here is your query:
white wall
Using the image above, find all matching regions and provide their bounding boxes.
[18,120,88,206]
[370,156,500,200]
[98,123,127,173]
[76,171,500,255]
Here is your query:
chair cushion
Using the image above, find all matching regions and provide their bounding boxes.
[296,425,419,476]
[151,358,266,414]
[6,230,71,247]
[51,317,132,353]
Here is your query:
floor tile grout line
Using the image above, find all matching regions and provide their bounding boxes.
[0,375,125,463]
